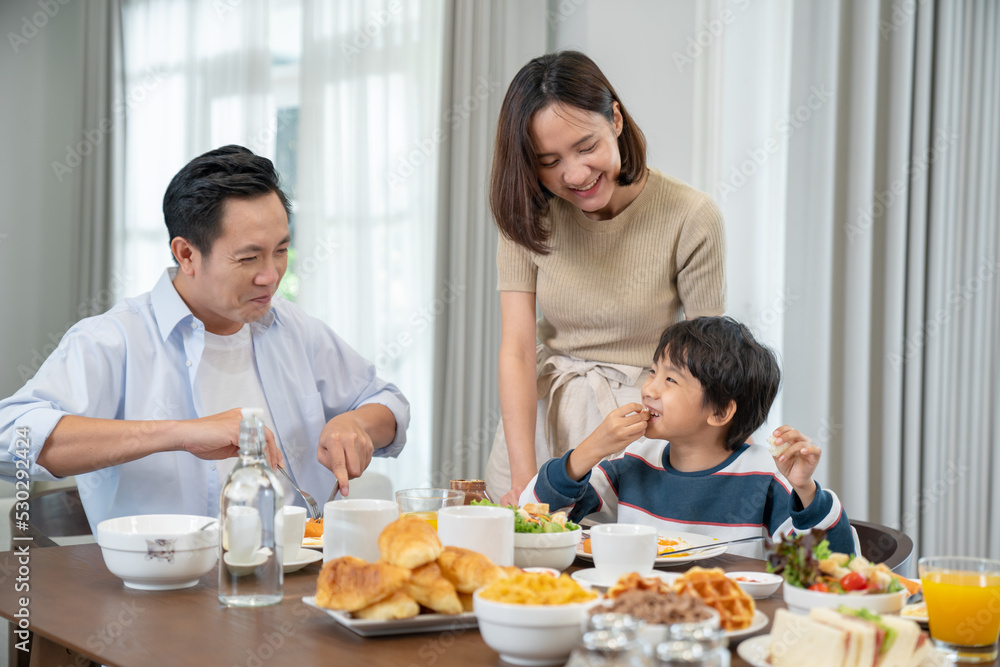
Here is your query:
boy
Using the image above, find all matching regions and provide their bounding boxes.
[520,316,855,558]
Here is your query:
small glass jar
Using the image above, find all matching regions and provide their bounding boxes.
[655,622,729,667]
[565,613,650,666]
[449,479,488,505]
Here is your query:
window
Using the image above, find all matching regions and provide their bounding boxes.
[117,0,445,492]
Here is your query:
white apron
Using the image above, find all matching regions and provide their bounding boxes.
[484,345,649,502]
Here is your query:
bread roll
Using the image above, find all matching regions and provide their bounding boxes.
[353,590,420,621]
[767,435,791,458]
[315,556,411,612]
[378,516,443,569]
[406,562,463,615]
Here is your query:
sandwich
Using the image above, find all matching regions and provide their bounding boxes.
[770,608,848,667]
[837,608,932,667]
[769,607,930,667]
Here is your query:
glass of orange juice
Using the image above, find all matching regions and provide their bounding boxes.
[394,488,464,530]
[919,556,1000,663]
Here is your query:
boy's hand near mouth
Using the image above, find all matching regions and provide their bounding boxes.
[565,402,649,480]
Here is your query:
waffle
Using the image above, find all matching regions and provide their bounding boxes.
[607,572,676,599]
[673,567,756,631]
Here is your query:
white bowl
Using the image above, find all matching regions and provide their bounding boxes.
[513,529,583,571]
[96,514,219,590]
[473,590,598,666]
[725,571,783,599]
[782,581,907,614]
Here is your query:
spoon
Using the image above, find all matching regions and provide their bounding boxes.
[275,465,321,520]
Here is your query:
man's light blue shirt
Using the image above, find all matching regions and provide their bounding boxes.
[0,269,409,531]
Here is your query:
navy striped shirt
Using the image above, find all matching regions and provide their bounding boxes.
[524,439,855,558]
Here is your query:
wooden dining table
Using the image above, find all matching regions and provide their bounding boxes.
[0,544,991,667]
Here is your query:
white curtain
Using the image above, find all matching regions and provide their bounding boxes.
[432,0,547,485]
[116,0,274,298]
[296,0,446,492]
[710,0,1000,560]
[76,0,124,321]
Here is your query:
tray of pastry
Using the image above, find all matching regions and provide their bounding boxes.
[302,596,478,637]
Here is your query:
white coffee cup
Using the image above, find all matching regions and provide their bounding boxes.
[225,505,262,563]
[590,523,657,581]
[323,499,399,563]
[281,506,307,563]
[437,505,514,566]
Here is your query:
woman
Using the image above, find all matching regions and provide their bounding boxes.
[484,51,727,507]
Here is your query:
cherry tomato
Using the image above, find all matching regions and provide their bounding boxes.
[840,572,868,591]
[808,582,830,592]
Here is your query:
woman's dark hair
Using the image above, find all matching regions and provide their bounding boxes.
[490,51,647,255]
[163,145,291,257]
[654,317,781,451]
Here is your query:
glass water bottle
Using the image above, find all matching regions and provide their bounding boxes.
[219,408,284,606]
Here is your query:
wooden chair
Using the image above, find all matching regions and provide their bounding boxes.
[7,487,95,667]
[8,487,92,548]
[851,519,914,576]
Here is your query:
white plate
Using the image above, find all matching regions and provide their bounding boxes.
[302,596,478,637]
[901,601,929,625]
[283,548,322,573]
[571,568,680,589]
[577,531,728,565]
[737,634,772,667]
[726,609,770,640]
[301,537,323,549]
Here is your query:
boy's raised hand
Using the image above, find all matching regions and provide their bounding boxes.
[771,425,822,507]
[566,403,649,481]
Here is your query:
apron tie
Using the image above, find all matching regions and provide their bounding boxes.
[536,354,646,450]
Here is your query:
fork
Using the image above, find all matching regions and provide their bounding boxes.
[275,465,321,520]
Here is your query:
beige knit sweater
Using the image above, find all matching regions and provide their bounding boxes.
[497,168,727,368]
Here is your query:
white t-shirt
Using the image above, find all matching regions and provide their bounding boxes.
[196,325,286,492]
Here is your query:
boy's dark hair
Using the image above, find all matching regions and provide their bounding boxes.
[490,50,647,255]
[163,145,291,257]
[654,317,781,451]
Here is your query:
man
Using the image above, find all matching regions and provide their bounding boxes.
[0,145,409,531]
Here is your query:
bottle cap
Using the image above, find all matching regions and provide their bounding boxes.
[241,408,265,421]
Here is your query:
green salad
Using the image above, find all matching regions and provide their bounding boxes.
[470,499,580,533]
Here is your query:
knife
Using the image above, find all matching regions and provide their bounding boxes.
[658,535,764,557]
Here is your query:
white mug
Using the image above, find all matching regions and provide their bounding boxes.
[225,506,261,563]
[590,523,657,581]
[323,499,398,563]
[437,505,514,566]
[281,506,307,562]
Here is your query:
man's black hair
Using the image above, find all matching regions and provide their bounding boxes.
[654,316,781,450]
[162,145,291,257]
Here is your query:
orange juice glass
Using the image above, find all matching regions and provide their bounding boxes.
[394,489,464,531]
[919,556,1000,663]
[402,511,439,530]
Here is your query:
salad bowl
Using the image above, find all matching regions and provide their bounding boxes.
[513,529,582,570]
[470,500,583,571]
[782,582,907,614]
[768,528,914,615]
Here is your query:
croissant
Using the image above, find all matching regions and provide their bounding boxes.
[353,590,420,621]
[406,561,463,615]
[436,546,510,594]
[315,556,411,612]
[378,517,443,569]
